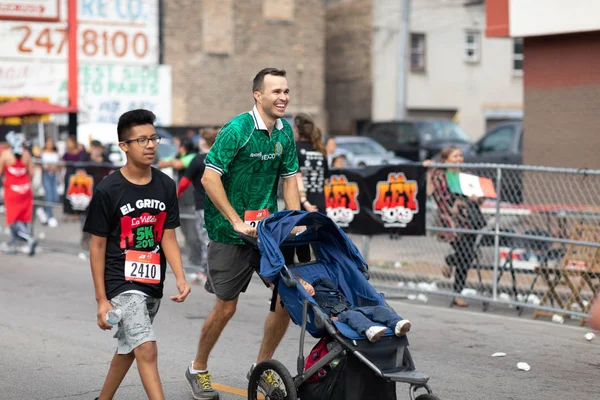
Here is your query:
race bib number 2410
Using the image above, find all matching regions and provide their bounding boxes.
[124,250,161,284]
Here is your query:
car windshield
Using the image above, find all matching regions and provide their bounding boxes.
[337,139,387,156]
[415,121,471,143]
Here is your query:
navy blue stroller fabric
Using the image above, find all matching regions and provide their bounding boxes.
[257,210,395,340]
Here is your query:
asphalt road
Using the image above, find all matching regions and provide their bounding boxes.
[1,251,599,400]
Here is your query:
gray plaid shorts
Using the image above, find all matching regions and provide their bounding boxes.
[110,292,161,355]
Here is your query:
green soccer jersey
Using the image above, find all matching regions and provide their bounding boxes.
[204,106,299,244]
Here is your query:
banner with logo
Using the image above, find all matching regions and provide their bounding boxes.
[324,165,426,236]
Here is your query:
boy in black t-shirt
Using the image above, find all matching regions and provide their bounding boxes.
[84,109,191,400]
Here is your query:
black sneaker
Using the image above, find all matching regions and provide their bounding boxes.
[185,367,219,400]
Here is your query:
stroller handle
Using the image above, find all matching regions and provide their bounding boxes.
[238,233,258,248]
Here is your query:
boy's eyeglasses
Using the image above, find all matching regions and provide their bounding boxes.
[121,136,161,147]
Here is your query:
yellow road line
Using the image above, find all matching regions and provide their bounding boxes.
[212,382,265,399]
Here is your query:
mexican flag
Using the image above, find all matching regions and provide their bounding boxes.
[446,171,497,198]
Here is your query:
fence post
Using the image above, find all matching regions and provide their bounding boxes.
[491,167,503,302]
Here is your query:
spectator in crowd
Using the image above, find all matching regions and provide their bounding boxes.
[38,136,61,228]
[331,153,346,168]
[186,128,200,149]
[158,137,203,267]
[0,132,37,255]
[325,136,337,167]
[177,128,219,284]
[424,147,484,307]
[294,113,328,213]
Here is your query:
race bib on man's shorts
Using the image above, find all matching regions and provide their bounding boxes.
[124,250,161,284]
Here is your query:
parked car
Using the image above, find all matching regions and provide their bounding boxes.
[359,120,472,162]
[462,121,523,203]
[334,136,410,167]
[462,121,522,165]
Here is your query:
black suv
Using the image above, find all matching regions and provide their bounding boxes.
[463,121,523,203]
[359,120,472,162]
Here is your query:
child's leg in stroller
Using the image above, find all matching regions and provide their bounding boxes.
[358,306,412,336]
[193,296,239,371]
[337,310,376,334]
[338,310,388,342]
[256,294,290,363]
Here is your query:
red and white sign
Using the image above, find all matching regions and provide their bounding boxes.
[0,0,159,64]
[0,0,59,22]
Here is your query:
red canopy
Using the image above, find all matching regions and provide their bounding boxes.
[0,98,77,118]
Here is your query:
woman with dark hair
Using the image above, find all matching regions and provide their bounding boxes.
[294,113,328,213]
[0,132,37,255]
[425,146,484,307]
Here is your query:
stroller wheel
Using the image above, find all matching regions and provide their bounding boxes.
[415,395,441,400]
[247,359,297,400]
[410,384,440,400]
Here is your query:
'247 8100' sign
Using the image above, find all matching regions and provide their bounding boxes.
[0,0,159,64]
[324,165,426,236]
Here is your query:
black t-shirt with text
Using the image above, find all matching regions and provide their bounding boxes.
[296,141,329,212]
[83,168,180,300]
[183,153,207,210]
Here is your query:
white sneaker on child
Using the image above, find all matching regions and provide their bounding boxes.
[394,320,411,336]
[48,217,58,228]
[365,326,387,343]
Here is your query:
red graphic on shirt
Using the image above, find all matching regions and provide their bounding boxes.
[120,212,167,249]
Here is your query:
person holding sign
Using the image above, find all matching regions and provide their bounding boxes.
[84,109,191,400]
[185,68,301,400]
[424,147,486,308]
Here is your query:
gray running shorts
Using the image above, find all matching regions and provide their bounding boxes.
[205,241,256,301]
[110,292,161,355]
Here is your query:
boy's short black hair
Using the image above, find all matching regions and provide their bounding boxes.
[252,68,286,93]
[117,109,156,142]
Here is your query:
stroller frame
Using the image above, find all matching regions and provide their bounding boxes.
[246,210,440,400]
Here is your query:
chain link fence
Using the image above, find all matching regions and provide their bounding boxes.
[366,163,600,323]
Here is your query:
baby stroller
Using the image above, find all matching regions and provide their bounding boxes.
[245,210,440,400]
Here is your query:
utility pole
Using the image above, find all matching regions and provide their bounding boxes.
[396,0,410,120]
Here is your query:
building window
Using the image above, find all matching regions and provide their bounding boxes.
[464,30,480,63]
[513,38,524,75]
[410,33,426,72]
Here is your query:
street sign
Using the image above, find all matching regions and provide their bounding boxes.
[0,0,59,22]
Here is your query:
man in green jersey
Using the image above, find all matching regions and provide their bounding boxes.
[185,68,301,400]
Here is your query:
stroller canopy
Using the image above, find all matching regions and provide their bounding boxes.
[257,210,368,281]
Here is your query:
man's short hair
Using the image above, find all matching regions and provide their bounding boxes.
[252,68,287,93]
[200,128,218,147]
[117,109,156,142]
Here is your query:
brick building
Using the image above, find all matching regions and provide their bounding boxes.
[163,0,326,128]
[487,0,600,169]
